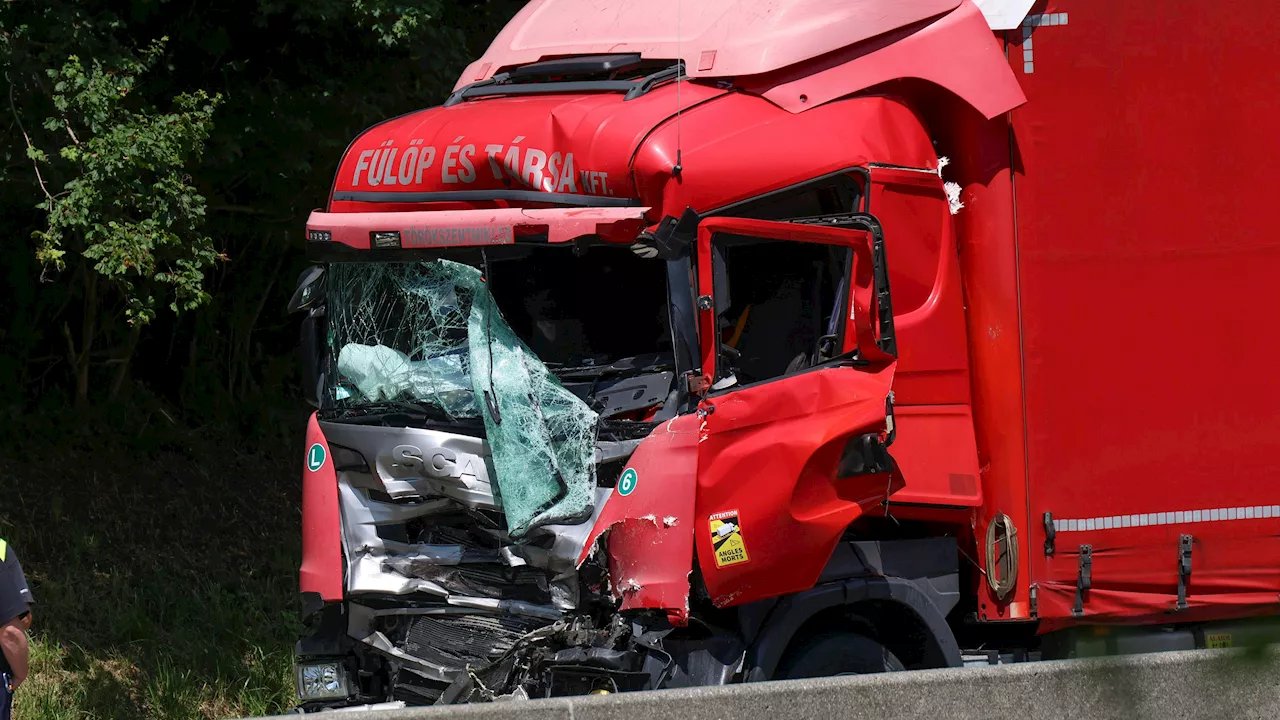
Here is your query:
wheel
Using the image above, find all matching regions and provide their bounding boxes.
[777,633,905,679]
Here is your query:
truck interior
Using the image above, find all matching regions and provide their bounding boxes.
[487,243,669,369]
[712,234,849,385]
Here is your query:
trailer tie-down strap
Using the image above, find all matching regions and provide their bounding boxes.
[1176,534,1194,611]
[1072,544,1092,617]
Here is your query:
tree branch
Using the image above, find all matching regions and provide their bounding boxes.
[7,72,54,202]
[61,322,78,369]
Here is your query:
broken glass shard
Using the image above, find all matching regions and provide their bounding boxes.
[329,260,599,537]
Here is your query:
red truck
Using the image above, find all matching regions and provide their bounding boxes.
[288,0,1280,709]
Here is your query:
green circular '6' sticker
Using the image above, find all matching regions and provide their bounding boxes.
[618,468,639,496]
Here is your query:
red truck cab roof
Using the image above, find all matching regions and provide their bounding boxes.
[313,0,1025,251]
[457,0,963,86]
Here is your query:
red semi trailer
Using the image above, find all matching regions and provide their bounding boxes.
[289,0,1280,709]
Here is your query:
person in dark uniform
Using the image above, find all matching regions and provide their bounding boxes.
[0,538,33,720]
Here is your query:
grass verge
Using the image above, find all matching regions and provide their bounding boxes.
[0,401,306,719]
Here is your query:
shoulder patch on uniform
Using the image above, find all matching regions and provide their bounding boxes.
[0,538,7,562]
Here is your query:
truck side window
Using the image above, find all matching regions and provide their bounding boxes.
[724,173,861,221]
[713,233,849,386]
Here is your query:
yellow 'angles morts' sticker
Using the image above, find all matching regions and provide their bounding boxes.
[709,511,749,568]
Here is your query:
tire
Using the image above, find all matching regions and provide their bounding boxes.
[777,633,905,679]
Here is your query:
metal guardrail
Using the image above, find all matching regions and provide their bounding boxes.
[255,649,1280,719]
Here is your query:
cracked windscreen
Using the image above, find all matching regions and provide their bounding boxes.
[323,243,672,535]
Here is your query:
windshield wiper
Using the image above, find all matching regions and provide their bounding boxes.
[554,353,675,379]
[328,400,456,424]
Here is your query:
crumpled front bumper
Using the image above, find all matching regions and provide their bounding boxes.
[310,420,619,703]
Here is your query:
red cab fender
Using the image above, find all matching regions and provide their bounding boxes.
[300,413,344,601]
[579,415,701,624]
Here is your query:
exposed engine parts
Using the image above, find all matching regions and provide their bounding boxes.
[304,415,699,706]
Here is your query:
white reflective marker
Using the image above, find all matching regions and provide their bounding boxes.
[1055,505,1280,532]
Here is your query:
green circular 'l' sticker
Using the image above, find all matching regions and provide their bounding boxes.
[618,468,639,496]
[307,443,327,472]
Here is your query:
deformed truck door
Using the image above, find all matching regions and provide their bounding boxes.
[691,216,901,608]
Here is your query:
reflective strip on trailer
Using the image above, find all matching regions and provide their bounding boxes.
[1053,505,1280,532]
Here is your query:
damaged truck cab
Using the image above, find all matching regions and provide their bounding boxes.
[294,0,1280,709]
[290,0,1021,707]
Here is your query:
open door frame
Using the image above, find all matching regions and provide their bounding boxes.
[690,216,904,607]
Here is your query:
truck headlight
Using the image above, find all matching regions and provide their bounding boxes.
[295,660,351,701]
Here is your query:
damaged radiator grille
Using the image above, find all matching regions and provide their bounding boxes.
[418,523,495,550]
[450,565,550,598]
[382,558,554,604]
[403,614,549,668]
[391,672,447,705]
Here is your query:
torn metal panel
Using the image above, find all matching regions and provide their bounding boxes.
[339,480,456,597]
[375,543,489,566]
[582,415,701,619]
[381,557,555,605]
[544,487,614,575]
[325,417,618,607]
[337,476,573,619]
[694,363,900,609]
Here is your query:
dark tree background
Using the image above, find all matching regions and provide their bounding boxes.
[0,3,524,717]
[0,0,522,427]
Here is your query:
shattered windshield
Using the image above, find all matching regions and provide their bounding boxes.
[323,246,672,535]
[325,246,672,411]
[328,261,477,417]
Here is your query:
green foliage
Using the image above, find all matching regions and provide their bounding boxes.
[352,0,446,45]
[0,0,521,408]
[31,41,223,324]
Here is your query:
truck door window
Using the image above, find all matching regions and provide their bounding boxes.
[717,173,862,221]
[712,233,849,386]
